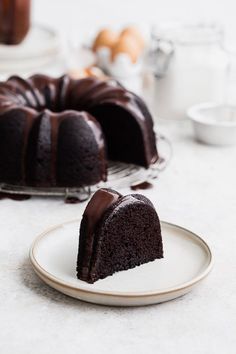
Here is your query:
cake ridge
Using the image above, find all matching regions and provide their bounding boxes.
[22,109,37,184]
[8,76,38,108]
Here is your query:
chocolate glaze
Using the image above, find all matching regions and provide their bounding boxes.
[22,107,37,184]
[0,74,158,188]
[8,76,38,107]
[0,192,31,200]
[131,181,153,191]
[65,196,81,204]
[82,112,107,182]
[50,112,59,186]
[33,110,53,186]
[78,188,122,280]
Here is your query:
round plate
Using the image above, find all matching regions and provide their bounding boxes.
[30,219,213,306]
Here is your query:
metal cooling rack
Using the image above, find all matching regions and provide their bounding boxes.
[0,133,172,202]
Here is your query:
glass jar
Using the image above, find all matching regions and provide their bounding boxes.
[0,0,31,45]
[148,22,228,120]
[224,47,236,106]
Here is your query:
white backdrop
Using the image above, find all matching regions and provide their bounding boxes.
[32,0,236,42]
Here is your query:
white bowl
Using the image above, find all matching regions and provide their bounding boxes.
[187,102,236,146]
[96,47,142,79]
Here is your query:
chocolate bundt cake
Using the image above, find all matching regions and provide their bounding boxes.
[0,75,158,187]
[77,188,163,283]
[0,0,31,45]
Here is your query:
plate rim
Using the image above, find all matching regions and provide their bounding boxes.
[0,24,60,57]
[29,219,213,298]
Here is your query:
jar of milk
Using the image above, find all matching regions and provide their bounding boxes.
[148,22,228,120]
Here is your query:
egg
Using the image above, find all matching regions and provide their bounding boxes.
[93,29,118,52]
[120,26,145,51]
[68,66,106,80]
[111,35,141,63]
[68,68,87,79]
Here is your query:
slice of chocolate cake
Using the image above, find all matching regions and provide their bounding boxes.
[77,188,163,283]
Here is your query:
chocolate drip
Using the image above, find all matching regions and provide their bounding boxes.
[131,181,153,191]
[77,189,122,280]
[50,113,59,186]
[7,76,38,108]
[0,192,31,200]
[83,112,107,182]
[22,108,37,184]
[65,196,81,204]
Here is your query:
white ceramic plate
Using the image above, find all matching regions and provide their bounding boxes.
[30,219,213,306]
[187,102,236,146]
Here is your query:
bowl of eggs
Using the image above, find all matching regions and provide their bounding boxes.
[92,26,146,78]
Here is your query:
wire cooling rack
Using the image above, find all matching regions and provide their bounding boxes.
[0,133,172,202]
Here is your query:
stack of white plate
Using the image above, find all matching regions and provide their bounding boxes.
[0,24,61,77]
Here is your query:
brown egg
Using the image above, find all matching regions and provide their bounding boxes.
[93,29,118,52]
[85,66,107,79]
[120,26,145,51]
[67,68,87,79]
[68,66,107,80]
[111,35,141,63]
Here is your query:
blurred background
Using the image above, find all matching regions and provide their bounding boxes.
[32,0,236,39]
[1,0,236,125]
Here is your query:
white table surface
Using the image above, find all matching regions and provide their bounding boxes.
[1,1,236,353]
[1,120,236,354]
